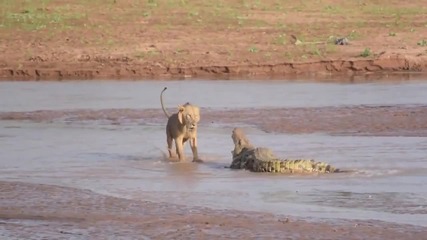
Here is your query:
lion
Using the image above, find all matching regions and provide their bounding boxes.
[160,87,202,162]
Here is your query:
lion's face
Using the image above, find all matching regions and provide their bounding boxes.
[178,104,200,131]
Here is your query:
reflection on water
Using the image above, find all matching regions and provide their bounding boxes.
[0,80,427,227]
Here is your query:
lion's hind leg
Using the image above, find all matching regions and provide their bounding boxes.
[167,134,175,159]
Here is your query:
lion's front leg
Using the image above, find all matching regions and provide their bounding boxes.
[190,137,202,162]
[175,136,186,161]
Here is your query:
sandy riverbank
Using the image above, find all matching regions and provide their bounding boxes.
[1,181,426,239]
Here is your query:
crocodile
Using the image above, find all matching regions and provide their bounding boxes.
[230,128,339,173]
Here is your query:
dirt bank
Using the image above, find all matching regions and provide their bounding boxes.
[1,0,427,81]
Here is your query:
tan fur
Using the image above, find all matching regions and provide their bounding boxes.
[160,87,201,162]
[231,127,254,156]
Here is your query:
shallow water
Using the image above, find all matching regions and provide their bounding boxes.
[1,80,426,227]
[1,80,427,111]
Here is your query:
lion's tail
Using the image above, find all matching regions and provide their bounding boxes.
[160,87,170,118]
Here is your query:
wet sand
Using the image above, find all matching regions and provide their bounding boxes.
[1,181,426,240]
[2,105,427,137]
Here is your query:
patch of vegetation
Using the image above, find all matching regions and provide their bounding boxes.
[355,21,367,28]
[310,45,322,57]
[325,43,337,54]
[417,39,427,47]
[272,34,286,45]
[347,30,362,40]
[388,32,396,36]
[359,48,372,57]
[248,46,259,53]
[361,5,426,16]
[275,22,286,29]
[134,50,160,59]
[147,0,158,8]
[142,11,151,17]
[284,52,294,61]
[174,48,188,54]
[264,52,272,59]
[0,0,87,31]
[303,42,337,58]
[324,5,342,14]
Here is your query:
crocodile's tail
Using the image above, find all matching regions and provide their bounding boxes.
[311,160,338,173]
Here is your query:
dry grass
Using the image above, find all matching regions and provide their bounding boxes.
[1,0,427,63]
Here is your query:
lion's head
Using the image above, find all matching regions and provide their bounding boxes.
[232,127,253,148]
[178,102,200,131]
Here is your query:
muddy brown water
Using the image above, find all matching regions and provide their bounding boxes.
[0,80,426,230]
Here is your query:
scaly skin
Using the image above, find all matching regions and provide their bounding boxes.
[230,128,339,173]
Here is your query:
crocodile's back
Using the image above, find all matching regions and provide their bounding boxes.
[248,148,337,173]
[252,158,338,173]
